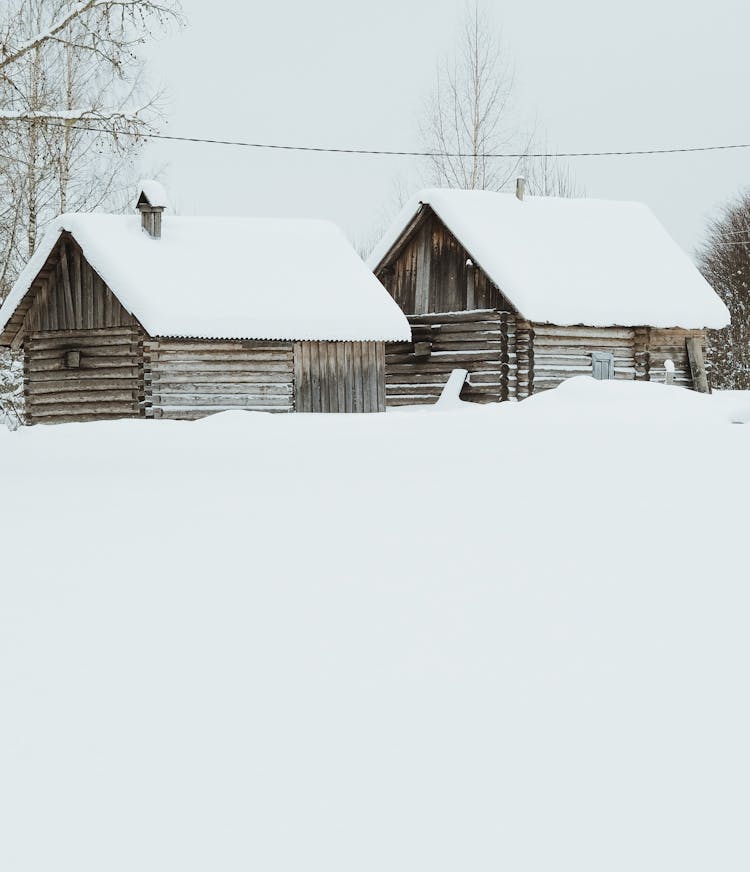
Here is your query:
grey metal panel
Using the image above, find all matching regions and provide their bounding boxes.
[591,351,615,380]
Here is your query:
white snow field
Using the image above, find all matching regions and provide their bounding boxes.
[1,379,749,872]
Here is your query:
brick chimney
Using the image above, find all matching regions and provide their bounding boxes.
[136,180,168,238]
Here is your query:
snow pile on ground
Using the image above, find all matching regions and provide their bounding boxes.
[369,189,729,329]
[1,379,748,872]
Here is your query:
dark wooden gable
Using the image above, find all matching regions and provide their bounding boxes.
[2,232,139,348]
[374,205,516,317]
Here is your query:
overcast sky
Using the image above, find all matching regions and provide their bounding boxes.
[141,0,750,257]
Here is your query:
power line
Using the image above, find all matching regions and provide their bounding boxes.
[50,121,750,159]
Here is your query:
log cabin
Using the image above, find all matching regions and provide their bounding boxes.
[368,184,730,405]
[0,183,411,424]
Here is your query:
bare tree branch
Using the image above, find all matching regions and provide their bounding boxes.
[0,0,182,73]
[421,1,526,191]
[421,1,579,197]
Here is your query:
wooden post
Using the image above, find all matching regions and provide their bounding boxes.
[686,338,710,393]
[466,259,476,309]
[414,226,432,314]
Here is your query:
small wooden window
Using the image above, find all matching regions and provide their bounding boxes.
[64,350,81,369]
[591,351,614,380]
[413,341,432,359]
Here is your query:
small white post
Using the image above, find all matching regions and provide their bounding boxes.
[664,358,675,386]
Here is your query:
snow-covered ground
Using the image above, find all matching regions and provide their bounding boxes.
[1,379,749,872]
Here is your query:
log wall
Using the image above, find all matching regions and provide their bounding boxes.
[385,309,515,406]
[294,341,385,412]
[644,329,707,388]
[24,327,145,424]
[375,210,712,402]
[530,325,637,393]
[515,321,534,400]
[529,325,708,393]
[144,340,295,419]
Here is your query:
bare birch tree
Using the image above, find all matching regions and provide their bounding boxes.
[522,138,582,198]
[698,190,750,389]
[422,1,524,191]
[0,0,183,300]
[422,2,578,197]
[0,0,182,423]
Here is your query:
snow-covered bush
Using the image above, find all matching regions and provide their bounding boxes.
[699,189,750,389]
[0,349,23,430]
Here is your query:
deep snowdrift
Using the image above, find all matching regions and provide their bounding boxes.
[1,379,749,872]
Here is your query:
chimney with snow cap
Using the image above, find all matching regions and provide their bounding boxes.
[137,180,168,238]
[515,177,525,201]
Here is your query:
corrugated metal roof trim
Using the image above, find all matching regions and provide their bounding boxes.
[149,334,403,342]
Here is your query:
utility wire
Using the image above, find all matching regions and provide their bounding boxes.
[49,121,750,159]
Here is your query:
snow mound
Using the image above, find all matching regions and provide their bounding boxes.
[1,382,748,872]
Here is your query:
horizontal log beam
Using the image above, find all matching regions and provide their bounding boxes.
[28,359,139,373]
[27,377,140,394]
[150,394,292,407]
[144,372,293,385]
[145,362,294,374]
[28,368,141,383]
[29,327,139,342]
[27,390,140,405]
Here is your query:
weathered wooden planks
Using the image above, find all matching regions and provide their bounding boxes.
[686,337,710,393]
[293,341,385,413]
[144,339,295,418]
[375,208,509,316]
[14,235,138,344]
[638,329,705,389]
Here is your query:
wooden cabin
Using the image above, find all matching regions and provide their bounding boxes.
[0,183,410,424]
[368,185,730,405]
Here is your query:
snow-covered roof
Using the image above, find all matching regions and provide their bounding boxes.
[137,179,169,209]
[368,189,729,329]
[0,214,411,342]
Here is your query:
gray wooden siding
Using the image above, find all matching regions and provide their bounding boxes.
[530,325,637,393]
[386,310,516,406]
[20,235,137,336]
[644,329,706,389]
[530,325,708,393]
[24,327,145,424]
[144,340,295,419]
[376,207,510,315]
[294,341,385,412]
